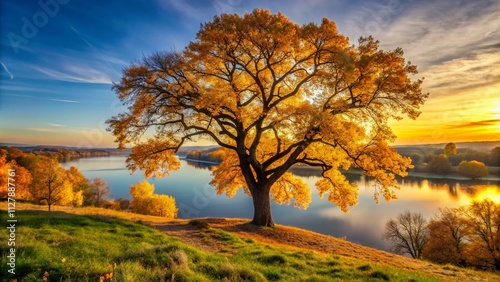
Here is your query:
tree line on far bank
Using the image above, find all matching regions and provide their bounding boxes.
[185,142,497,179]
[0,147,177,218]
[384,198,500,271]
[402,142,498,177]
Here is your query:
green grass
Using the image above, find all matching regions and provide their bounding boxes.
[0,210,443,281]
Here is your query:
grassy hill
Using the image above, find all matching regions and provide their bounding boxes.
[1,203,499,281]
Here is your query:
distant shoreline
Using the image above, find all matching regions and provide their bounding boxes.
[180,157,500,182]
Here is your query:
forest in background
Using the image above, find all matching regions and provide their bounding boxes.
[183,141,500,178]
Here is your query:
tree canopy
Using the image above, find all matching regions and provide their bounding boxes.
[108,9,428,226]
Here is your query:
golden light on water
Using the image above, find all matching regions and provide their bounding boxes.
[467,186,500,204]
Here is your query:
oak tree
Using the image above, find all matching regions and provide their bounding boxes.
[108,9,427,226]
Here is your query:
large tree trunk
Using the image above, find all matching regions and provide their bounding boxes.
[250,187,274,227]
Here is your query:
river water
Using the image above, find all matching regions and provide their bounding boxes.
[62,155,500,250]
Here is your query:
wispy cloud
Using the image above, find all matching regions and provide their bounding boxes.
[27,128,56,132]
[159,0,207,21]
[0,86,51,92]
[0,62,14,79]
[49,98,80,103]
[70,25,126,75]
[375,0,500,70]
[49,123,65,127]
[452,119,500,129]
[33,65,112,84]
[420,49,500,97]
[3,93,80,103]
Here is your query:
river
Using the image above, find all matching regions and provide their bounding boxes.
[62,155,500,251]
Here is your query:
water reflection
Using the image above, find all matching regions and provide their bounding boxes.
[186,161,496,201]
[63,156,500,251]
[185,160,213,171]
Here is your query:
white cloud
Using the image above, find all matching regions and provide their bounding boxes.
[49,98,80,103]
[27,128,56,132]
[375,0,500,70]
[33,65,112,84]
[1,62,14,79]
[421,49,500,97]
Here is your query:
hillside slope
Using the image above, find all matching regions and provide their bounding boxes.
[2,203,499,281]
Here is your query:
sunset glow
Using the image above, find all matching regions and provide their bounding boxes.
[470,186,500,204]
[1,0,499,147]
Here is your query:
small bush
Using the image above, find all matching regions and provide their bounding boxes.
[259,254,286,265]
[188,219,209,229]
[369,270,390,280]
[170,249,189,269]
[457,160,489,179]
[263,269,281,281]
[357,264,372,271]
[129,180,178,218]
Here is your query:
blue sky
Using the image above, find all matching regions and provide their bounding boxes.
[1,0,499,147]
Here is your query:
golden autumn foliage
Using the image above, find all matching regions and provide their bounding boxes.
[406,200,500,271]
[129,180,178,218]
[0,154,32,200]
[457,160,489,179]
[30,158,74,211]
[423,208,469,266]
[108,9,427,226]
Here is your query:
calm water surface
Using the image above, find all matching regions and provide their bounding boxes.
[63,156,500,251]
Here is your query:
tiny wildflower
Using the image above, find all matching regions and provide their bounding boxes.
[42,271,49,282]
[61,258,66,263]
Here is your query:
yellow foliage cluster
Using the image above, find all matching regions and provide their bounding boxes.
[108,9,427,219]
[130,180,178,218]
[423,199,500,270]
[0,149,95,211]
[457,160,489,179]
[0,154,32,200]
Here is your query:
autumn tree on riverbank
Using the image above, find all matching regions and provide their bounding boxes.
[108,9,427,226]
[30,158,74,211]
[383,211,429,259]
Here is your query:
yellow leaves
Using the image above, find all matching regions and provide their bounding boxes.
[0,156,33,200]
[210,149,250,198]
[107,9,426,220]
[29,158,76,209]
[130,180,178,218]
[127,139,181,178]
[130,180,154,200]
[271,172,311,210]
[315,170,358,213]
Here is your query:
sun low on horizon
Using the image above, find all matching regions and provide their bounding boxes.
[1,0,499,148]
